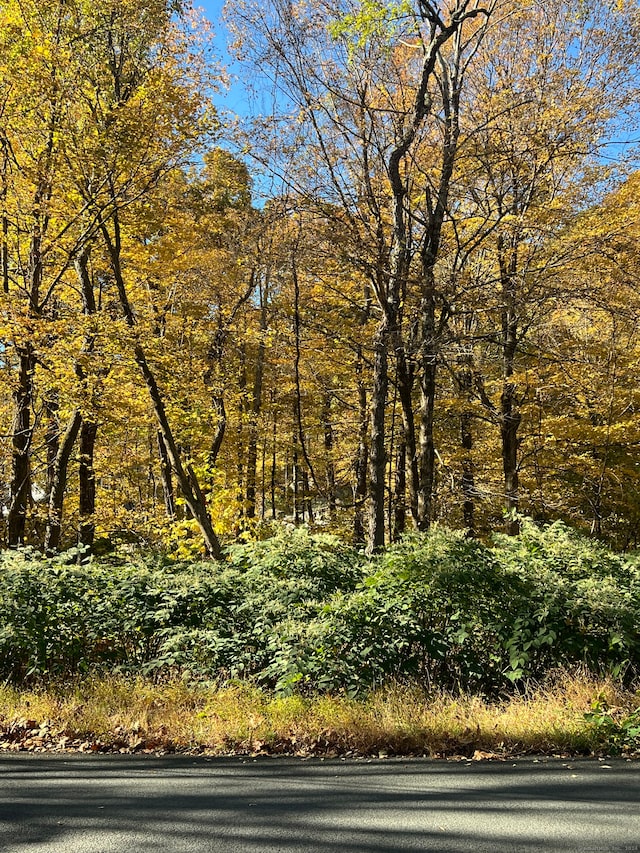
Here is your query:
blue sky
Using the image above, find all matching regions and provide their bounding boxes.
[196,0,222,20]
[194,0,253,117]
[192,0,283,201]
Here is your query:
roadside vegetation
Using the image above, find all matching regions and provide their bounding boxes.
[3,0,640,762]
[0,673,638,758]
[0,520,639,757]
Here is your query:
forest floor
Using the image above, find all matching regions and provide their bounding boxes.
[0,673,638,759]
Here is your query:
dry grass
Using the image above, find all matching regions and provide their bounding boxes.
[0,671,637,757]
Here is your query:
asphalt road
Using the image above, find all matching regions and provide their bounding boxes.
[0,754,638,852]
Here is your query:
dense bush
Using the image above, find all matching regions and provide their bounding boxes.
[278,523,640,695]
[0,522,638,695]
[0,547,221,678]
[0,529,364,684]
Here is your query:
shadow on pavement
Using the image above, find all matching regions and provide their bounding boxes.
[0,755,638,852]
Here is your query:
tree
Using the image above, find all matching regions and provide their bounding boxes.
[0,0,83,545]
[229,0,497,549]
[530,171,640,545]
[445,0,640,532]
[0,0,228,554]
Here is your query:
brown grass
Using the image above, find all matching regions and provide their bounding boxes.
[0,671,637,757]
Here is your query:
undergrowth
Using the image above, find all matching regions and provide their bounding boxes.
[0,672,637,758]
[0,520,639,697]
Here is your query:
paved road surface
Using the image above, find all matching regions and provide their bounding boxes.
[0,754,638,852]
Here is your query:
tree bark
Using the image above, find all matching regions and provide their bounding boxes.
[270,396,277,520]
[1,133,8,295]
[367,317,389,551]
[44,408,82,553]
[7,346,35,546]
[245,291,266,519]
[44,395,60,503]
[78,418,98,548]
[393,342,420,526]
[236,342,247,525]
[302,469,313,522]
[417,285,438,530]
[292,425,300,524]
[499,237,521,535]
[393,430,407,541]
[353,345,368,544]
[459,360,476,536]
[291,250,320,496]
[209,396,227,469]
[245,408,260,519]
[322,392,336,519]
[74,246,100,550]
[501,397,521,535]
[7,150,51,545]
[157,429,176,520]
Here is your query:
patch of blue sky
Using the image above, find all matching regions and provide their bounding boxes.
[192,1,287,203]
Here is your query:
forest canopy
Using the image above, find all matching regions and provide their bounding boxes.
[1,0,640,557]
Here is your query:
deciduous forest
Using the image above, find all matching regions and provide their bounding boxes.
[2,0,640,558]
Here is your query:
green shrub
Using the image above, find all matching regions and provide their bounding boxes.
[155,530,365,684]
[584,698,640,753]
[278,529,522,695]
[0,548,224,678]
[0,521,638,696]
[257,523,640,695]
[493,519,640,682]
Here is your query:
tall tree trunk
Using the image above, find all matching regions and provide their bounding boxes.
[270,396,277,520]
[1,205,7,295]
[204,272,257,482]
[353,345,368,544]
[245,412,260,519]
[7,346,34,546]
[417,288,438,531]
[1,133,8,295]
[209,396,227,469]
[291,251,320,495]
[292,426,300,524]
[501,399,520,534]
[78,418,98,548]
[44,409,82,553]
[236,342,247,525]
[501,393,521,534]
[393,342,419,526]
[44,394,60,502]
[73,247,100,549]
[261,434,267,519]
[7,178,47,545]
[246,292,266,519]
[499,238,521,535]
[283,452,291,515]
[322,392,336,519]
[459,377,476,536]
[157,429,175,520]
[393,430,407,541]
[461,417,475,535]
[415,67,460,530]
[456,315,476,535]
[302,469,313,522]
[368,317,389,551]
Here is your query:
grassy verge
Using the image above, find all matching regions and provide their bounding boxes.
[0,672,638,758]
